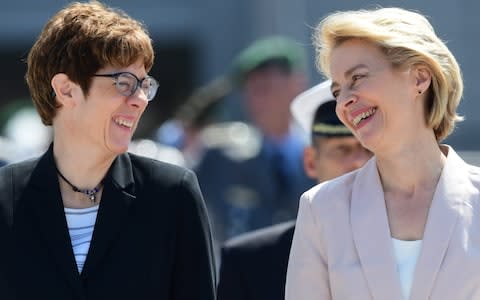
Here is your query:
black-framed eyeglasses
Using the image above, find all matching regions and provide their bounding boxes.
[93,72,159,101]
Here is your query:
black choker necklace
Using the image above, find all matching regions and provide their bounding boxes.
[56,167,102,202]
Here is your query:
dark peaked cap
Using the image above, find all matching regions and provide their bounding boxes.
[231,35,307,84]
[291,80,352,137]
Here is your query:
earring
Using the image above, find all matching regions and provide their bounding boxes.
[418,90,422,94]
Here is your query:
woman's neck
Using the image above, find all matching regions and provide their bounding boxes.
[54,137,116,208]
[375,136,446,196]
[53,137,115,190]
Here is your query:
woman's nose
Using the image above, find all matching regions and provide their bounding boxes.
[128,89,149,108]
[337,90,358,108]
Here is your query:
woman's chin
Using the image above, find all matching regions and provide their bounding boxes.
[105,140,130,155]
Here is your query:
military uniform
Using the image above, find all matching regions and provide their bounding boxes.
[194,122,313,247]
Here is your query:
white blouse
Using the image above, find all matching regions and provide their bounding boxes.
[391,238,422,299]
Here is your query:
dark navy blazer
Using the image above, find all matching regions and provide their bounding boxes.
[0,145,216,300]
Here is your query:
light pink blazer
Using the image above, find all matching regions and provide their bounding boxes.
[286,146,480,300]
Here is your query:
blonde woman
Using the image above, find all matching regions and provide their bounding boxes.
[286,7,480,300]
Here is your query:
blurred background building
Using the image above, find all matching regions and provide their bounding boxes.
[0,0,479,158]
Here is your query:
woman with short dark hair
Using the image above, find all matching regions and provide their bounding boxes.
[0,2,216,299]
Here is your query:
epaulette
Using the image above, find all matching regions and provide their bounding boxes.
[201,122,262,161]
[128,139,186,167]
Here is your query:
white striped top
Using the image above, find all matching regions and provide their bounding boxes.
[64,205,99,273]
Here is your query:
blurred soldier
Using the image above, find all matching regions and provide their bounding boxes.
[156,76,237,169]
[217,80,372,300]
[196,36,314,252]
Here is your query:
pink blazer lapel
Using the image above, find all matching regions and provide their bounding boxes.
[350,157,404,300]
[410,146,465,300]
[351,147,470,300]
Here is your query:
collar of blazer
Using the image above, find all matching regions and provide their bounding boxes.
[350,145,471,300]
[29,143,136,196]
[17,142,138,296]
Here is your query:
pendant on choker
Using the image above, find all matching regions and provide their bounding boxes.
[56,166,103,203]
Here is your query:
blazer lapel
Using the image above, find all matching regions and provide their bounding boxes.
[24,145,84,296]
[350,157,404,300]
[81,153,136,279]
[409,146,464,300]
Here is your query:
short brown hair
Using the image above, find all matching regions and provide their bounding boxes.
[26,1,154,125]
[315,7,463,141]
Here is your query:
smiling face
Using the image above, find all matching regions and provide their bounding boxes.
[70,59,149,155]
[330,38,428,154]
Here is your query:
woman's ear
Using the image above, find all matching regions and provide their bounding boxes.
[51,73,77,106]
[413,64,432,95]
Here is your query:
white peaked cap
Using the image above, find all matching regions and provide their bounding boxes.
[290,80,334,134]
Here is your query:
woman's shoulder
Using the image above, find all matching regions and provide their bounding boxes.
[465,163,480,186]
[127,153,205,209]
[294,168,365,238]
[302,168,360,210]
[445,145,480,185]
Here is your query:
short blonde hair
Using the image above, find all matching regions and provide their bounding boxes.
[26,1,154,125]
[314,7,463,141]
